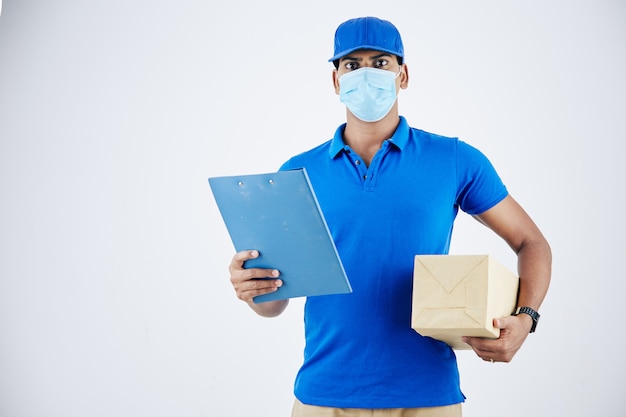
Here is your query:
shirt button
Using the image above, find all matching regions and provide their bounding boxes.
[363,175,367,180]
[355,160,361,165]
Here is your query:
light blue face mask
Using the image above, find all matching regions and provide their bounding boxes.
[339,67,400,122]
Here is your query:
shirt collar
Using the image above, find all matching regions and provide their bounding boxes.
[328,116,410,158]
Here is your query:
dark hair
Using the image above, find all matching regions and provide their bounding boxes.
[332,55,403,69]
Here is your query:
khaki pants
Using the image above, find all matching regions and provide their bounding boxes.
[292,399,463,417]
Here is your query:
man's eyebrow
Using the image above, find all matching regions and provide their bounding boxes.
[340,53,392,62]
[370,53,392,60]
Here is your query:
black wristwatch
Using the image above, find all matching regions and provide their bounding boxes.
[513,306,540,333]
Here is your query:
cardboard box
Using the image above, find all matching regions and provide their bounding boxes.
[411,255,519,350]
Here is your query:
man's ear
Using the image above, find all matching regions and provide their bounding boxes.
[400,63,409,89]
[332,70,340,95]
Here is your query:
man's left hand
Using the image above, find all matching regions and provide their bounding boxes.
[462,314,533,363]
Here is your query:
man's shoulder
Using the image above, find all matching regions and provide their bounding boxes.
[406,125,485,157]
[293,139,333,159]
[403,125,460,155]
[409,126,457,143]
[280,139,333,170]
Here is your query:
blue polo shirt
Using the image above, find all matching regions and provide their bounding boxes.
[280,116,508,408]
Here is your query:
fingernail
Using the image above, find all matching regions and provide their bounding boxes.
[271,269,280,277]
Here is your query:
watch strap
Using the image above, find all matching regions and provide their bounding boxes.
[513,306,540,333]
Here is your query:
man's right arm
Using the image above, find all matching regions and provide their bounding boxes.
[229,250,289,317]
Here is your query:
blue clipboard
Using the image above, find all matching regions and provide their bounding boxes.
[209,168,352,303]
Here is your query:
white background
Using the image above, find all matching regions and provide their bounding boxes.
[1,1,625,416]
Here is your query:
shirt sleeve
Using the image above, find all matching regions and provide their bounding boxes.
[455,140,508,215]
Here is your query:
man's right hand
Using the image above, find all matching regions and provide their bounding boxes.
[229,250,289,317]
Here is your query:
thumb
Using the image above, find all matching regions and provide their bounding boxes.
[493,316,513,329]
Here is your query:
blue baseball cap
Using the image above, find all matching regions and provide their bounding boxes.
[329,17,404,63]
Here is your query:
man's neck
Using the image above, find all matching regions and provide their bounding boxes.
[342,109,400,167]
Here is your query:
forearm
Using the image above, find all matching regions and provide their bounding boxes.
[516,237,552,311]
[248,299,289,317]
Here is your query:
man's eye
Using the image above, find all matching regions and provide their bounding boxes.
[345,62,359,70]
[375,59,389,68]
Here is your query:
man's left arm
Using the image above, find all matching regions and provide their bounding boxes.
[462,195,552,363]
